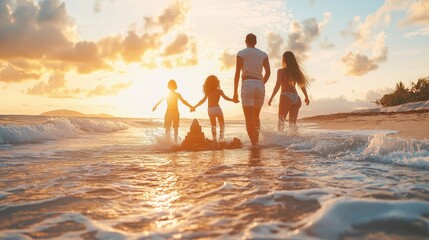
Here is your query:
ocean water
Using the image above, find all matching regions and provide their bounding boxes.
[1,115,429,240]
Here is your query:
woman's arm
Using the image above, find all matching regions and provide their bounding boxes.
[193,95,208,109]
[301,87,310,105]
[268,69,282,106]
[152,97,165,111]
[220,90,238,103]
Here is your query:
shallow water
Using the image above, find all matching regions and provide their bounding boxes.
[1,116,429,239]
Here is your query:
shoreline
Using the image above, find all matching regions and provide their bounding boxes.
[301,109,429,141]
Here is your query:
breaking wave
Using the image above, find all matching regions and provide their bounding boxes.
[0,118,128,145]
[263,129,429,169]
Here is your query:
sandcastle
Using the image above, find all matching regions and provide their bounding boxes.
[179,119,242,151]
[181,119,206,149]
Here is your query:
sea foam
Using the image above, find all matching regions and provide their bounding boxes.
[0,118,128,145]
[263,129,429,169]
[295,197,429,239]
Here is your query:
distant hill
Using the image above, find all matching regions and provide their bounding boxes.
[40,109,114,118]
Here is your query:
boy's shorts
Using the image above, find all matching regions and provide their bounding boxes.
[241,79,265,108]
[164,110,179,129]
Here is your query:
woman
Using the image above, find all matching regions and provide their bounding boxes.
[268,51,310,131]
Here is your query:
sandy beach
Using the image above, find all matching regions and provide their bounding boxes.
[302,109,429,140]
[1,115,429,239]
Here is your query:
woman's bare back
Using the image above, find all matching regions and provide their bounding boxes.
[279,68,298,94]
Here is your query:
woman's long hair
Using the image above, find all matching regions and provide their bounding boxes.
[282,51,310,88]
[203,75,220,95]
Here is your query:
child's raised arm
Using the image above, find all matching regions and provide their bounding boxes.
[152,97,165,111]
[178,94,193,109]
[221,90,238,103]
[193,95,208,109]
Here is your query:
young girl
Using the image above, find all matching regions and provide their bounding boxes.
[193,75,238,141]
[268,51,310,131]
[153,80,194,143]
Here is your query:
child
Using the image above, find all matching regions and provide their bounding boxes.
[193,75,238,141]
[153,80,194,143]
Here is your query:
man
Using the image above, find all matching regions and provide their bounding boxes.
[233,33,270,145]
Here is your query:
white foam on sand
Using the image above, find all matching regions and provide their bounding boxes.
[293,197,429,239]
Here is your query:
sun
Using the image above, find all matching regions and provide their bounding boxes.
[110,65,208,118]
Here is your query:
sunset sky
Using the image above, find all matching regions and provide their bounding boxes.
[1,0,428,118]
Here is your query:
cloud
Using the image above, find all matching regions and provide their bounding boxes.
[301,96,377,117]
[372,32,387,61]
[26,74,82,98]
[262,12,331,65]
[93,0,101,13]
[402,0,429,26]
[318,12,331,29]
[0,64,40,82]
[341,31,387,76]
[286,12,331,60]
[87,81,132,97]
[404,27,429,37]
[364,88,392,103]
[341,52,378,76]
[340,16,360,37]
[0,0,110,78]
[265,95,378,118]
[144,1,189,33]
[163,33,189,56]
[26,74,132,98]
[324,78,337,85]
[320,36,334,50]
[339,0,407,76]
[1,0,196,84]
[219,50,236,70]
[120,31,160,62]
[50,41,112,73]
[0,0,75,59]
[162,42,198,68]
[353,0,409,46]
[266,32,284,63]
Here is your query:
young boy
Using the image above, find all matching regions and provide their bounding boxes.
[153,80,194,143]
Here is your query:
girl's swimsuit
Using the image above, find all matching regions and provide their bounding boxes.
[208,106,223,119]
[208,106,225,140]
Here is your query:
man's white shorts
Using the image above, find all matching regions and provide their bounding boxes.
[241,79,265,108]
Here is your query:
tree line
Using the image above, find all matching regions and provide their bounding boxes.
[375,77,429,107]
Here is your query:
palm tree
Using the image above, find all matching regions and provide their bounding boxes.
[376,78,428,107]
[395,81,407,93]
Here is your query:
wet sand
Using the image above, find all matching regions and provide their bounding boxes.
[302,109,429,140]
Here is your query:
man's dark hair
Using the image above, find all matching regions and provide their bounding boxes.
[245,33,257,45]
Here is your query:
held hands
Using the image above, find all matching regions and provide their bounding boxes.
[190,106,196,112]
[232,93,239,103]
